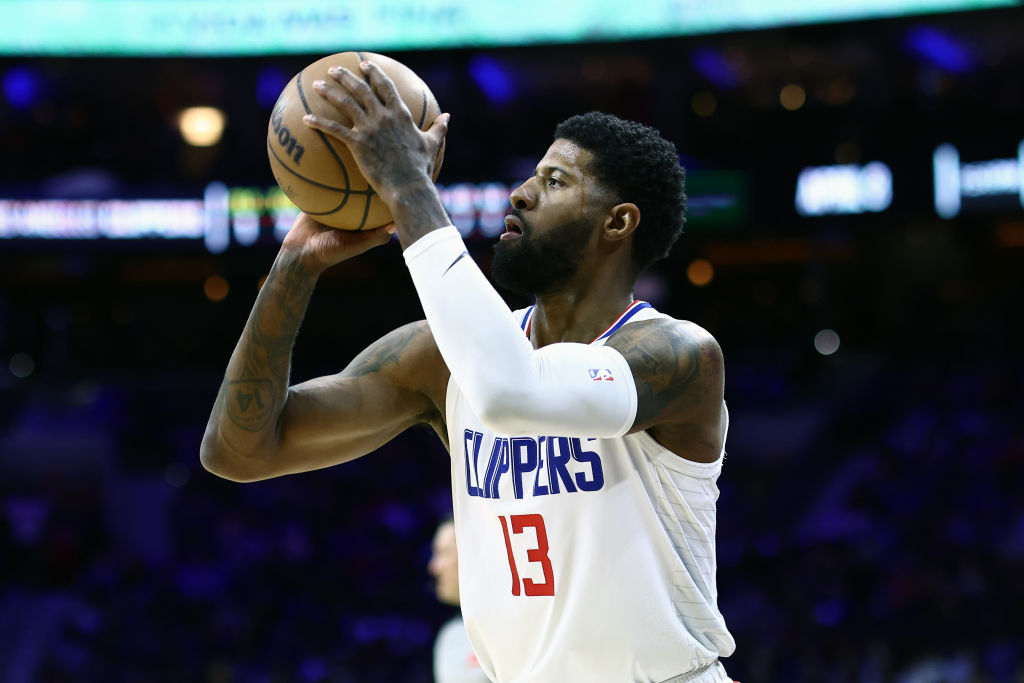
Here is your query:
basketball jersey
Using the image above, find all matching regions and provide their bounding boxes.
[445,301,736,683]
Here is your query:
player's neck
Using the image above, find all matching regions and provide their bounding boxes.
[530,276,635,347]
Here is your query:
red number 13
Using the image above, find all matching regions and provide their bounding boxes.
[499,514,555,597]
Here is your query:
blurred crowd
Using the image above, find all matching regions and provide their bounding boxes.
[2,344,1020,682]
[717,354,1024,682]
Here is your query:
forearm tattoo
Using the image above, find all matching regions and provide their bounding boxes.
[221,255,317,432]
[392,181,453,248]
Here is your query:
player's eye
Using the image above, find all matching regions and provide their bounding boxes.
[547,176,564,187]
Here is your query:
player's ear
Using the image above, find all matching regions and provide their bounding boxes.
[602,203,640,242]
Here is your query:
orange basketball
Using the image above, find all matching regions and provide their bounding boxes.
[267,51,444,230]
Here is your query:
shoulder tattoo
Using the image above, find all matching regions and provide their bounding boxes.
[342,322,429,378]
[606,320,707,424]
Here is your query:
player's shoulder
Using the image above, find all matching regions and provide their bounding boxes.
[399,319,447,368]
[606,315,723,368]
[341,319,447,382]
[360,318,437,358]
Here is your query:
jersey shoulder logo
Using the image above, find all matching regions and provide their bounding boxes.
[588,368,615,381]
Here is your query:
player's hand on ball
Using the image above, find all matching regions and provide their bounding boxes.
[303,61,449,204]
[282,212,395,272]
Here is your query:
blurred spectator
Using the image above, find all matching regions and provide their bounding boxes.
[428,519,488,683]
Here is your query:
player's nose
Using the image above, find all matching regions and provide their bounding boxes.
[509,180,535,211]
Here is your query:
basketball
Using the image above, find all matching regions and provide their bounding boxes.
[267,51,444,231]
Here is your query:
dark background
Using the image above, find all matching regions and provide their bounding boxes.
[2,5,1023,682]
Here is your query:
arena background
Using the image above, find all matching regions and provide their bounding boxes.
[1,2,1022,681]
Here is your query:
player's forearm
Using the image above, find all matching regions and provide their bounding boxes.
[201,248,318,479]
[403,227,637,438]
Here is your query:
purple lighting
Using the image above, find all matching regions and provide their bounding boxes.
[256,66,290,109]
[691,48,738,89]
[905,26,973,73]
[468,55,516,103]
[813,599,846,626]
[2,65,42,109]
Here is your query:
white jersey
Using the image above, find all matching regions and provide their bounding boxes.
[445,301,735,683]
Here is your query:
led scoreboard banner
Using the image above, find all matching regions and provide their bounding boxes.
[795,162,894,217]
[4,139,1023,250]
[0,182,538,252]
[791,137,1024,219]
[0,0,1016,55]
[3,142,1021,246]
[933,141,1024,218]
[0,173,748,251]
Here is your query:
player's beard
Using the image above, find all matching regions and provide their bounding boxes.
[491,213,595,296]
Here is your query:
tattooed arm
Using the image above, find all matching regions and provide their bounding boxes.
[200,213,449,482]
[606,319,727,464]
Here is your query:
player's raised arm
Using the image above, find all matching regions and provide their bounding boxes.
[304,63,637,437]
[199,213,447,483]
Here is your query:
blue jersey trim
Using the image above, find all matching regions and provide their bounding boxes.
[520,305,535,331]
[595,301,652,341]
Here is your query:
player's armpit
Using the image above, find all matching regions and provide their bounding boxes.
[605,319,725,447]
[203,321,449,482]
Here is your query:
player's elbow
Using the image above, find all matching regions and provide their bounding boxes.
[199,439,244,482]
[199,433,267,483]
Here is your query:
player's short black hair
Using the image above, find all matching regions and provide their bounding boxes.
[553,112,687,274]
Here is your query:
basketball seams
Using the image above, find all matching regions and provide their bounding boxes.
[267,139,375,195]
[305,198,370,217]
[268,51,439,230]
[417,88,428,128]
[357,189,375,231]
[352,52,401,231]
[295,69,353,209]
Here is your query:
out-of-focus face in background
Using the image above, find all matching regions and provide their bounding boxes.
[428,521,460,607]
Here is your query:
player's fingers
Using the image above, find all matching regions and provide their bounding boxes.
[326,66,380,115]
[311,77,366,128]
[344,224,396,254]
[302,113,357,144]
[362,223,397,244]
[425,112,450,148]
[359,61,402,109]
[379,224,398,244]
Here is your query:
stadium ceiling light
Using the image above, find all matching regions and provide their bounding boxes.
[178,106,227,147]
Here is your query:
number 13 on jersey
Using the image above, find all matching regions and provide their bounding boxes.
[499,514,555,597]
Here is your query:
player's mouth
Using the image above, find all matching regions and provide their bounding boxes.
[500,214,524,241]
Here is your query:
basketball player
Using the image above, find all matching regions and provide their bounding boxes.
[429,519,490,683]
[201,60,736,681]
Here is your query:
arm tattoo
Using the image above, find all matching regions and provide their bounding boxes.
[391,181,454,248]
[221,254,318,432]
[342,323,428,377]
[607,321,703,425]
